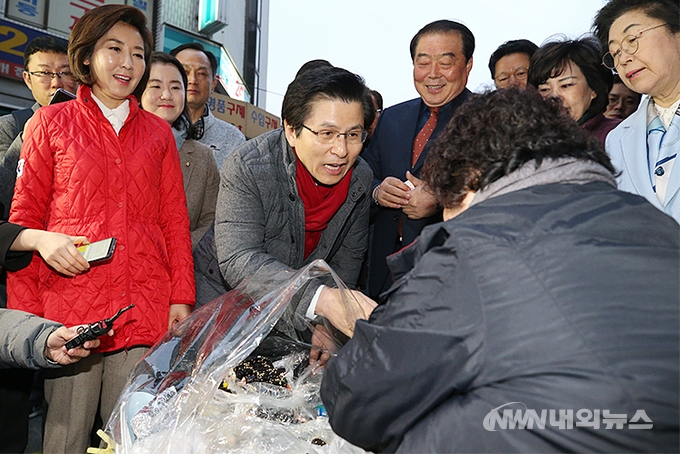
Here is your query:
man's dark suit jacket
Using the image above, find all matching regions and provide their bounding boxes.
[361,89,471,299]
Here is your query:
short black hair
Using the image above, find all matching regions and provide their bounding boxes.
[295,59,333,79]
[170,42,219,78]
[488,39,538,79]
[370,90,383,111]
[593,0,680,55]
[410,20,475,62]
[423,88,614,209]
[24,36,68,67]
[527,36,613,116]
[282,66,373,135]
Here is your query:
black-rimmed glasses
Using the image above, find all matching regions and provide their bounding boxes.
[302,124,368,145]
[27,70,74,82]
[494,67,529,87]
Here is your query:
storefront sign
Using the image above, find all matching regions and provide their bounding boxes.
[209,92,280,138]
[6,0,47,28]
[45,0,153,36]
[199,0,228,35]
[0,18,46,80]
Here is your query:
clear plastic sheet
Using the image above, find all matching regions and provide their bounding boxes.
[103,259,369,453]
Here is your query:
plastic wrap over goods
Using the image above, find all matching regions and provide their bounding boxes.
[102,259,370,454]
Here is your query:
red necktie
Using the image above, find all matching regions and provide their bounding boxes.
[412,107,440,167]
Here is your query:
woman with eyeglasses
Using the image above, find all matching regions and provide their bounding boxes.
[527,36,621,147]
[594,0,680,223]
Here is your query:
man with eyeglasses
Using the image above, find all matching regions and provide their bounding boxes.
[194,66,376,364]
[0,36,77,221]
[488,39,538,90]
[361,20,475,300]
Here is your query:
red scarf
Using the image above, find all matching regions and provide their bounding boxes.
[295,155,353,259]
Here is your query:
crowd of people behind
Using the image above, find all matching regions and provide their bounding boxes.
[0,0,678,453]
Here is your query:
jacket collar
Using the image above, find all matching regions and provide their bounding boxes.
[76,84,140,127]
[616,97,663,207]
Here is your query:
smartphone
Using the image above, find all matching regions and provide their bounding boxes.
[49,88,76,105]
[77,237,116,263]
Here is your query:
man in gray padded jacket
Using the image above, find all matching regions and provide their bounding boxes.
[194,67,377,361]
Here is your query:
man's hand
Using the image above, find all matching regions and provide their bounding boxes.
[309,324,336,369]
[168,304,191,329]
[12,229,90,277]
[314,288,377,337]
[401,171,439,219]
[45,325,112,365]
[375,176,411,209]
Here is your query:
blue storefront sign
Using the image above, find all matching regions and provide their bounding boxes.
[0,18,48,81]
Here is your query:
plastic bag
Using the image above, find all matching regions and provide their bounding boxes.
[103,259,370,453]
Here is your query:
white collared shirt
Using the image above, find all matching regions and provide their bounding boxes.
[652,98,680,130]
[91,93,130,135]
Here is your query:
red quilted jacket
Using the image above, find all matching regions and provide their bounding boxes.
[7,85,196,352]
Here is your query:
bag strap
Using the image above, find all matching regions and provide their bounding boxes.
[11,108,34,134]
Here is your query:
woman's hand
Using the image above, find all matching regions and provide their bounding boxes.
[12,229,90,276]
[314,287,377,337]
[168,304,191,329]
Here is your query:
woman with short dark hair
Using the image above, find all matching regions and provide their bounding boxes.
[7,5,195,452]
[528,36,620,146]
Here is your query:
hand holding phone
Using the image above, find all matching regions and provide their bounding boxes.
[77,237,116,263]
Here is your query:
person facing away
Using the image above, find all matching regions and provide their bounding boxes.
[361,19,474,299]
[141,52,220,249]
[0,35,78,220]
[594,0,680,222]
[170,42,245,169]
[488,38,538,90]
[321,87,679,454]
[6,5,196,453]
[604,74,642,120]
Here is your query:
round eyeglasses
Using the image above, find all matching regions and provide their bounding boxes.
[602,23,666,70]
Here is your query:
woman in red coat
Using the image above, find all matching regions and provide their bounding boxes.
[7,5,195,452]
